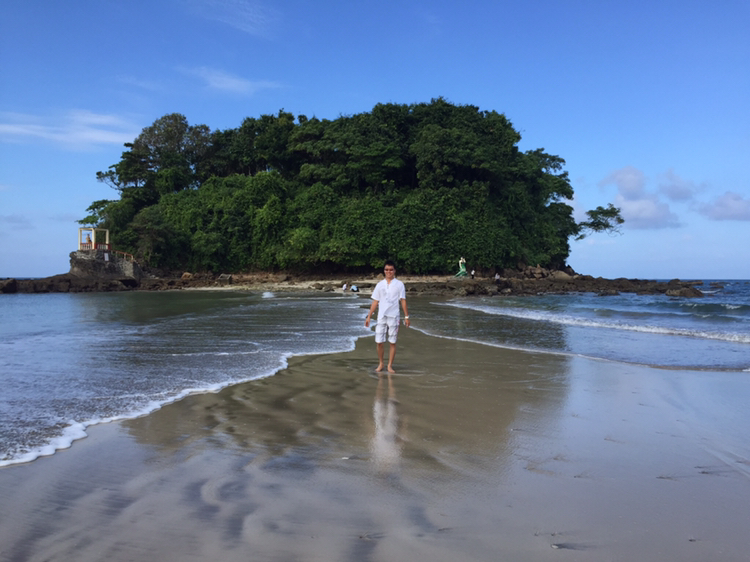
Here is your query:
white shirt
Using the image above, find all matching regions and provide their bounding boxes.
[371,278,405,319]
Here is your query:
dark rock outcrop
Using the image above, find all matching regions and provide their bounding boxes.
[6,251,145,294]
[0,278,18,293]
[402,267,705,298]
[665,286,704,298]
[15,273,135,293]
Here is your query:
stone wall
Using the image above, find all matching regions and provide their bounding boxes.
[69,250,144,281]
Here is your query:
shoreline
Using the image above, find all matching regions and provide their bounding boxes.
[0,329,368,470]
[3,285,746,471]
[2,327,749,560]
[4,300,747,470]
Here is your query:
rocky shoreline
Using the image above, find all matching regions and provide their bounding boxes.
[1,262,711,298]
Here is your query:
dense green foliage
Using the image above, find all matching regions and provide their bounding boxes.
[81,99,622,273]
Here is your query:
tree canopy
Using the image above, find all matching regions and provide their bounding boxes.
[80,99,623,273]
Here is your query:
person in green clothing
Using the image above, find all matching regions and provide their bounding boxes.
[454,257,467,277]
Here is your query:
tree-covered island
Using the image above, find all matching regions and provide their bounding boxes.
[80,98,623,274]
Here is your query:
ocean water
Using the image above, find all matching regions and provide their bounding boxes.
[1,280,749,467]
[0,291,371,466]
[420,279,750,371]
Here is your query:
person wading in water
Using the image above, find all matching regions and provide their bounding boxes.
[365,260,410,373]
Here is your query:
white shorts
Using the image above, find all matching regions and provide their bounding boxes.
[375,316,400,344]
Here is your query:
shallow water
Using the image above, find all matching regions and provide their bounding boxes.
[0,291,368,465]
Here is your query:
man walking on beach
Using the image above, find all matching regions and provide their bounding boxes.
[365,260,410,373]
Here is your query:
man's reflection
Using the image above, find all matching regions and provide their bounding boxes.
[370,373,404,473]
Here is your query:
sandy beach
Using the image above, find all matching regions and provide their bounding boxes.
[1,327,749,561]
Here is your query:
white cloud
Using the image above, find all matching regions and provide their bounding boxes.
[600,167,749,224]
[182,66,281,95]
[658,169,703,201]
[598,165,645,199]
[188,0,277,36]
[0,214,34,230]
[599,166,680,229]
[614,193,680,229]
[0,111,139,149]
[697,191,750,221]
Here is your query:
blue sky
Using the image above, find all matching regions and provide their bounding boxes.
[2,0,748,279]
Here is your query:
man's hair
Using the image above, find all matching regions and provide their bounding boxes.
[384,260,396,269]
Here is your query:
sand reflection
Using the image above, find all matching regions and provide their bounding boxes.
[370,373,405,473]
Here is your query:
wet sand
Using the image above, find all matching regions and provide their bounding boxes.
[1,328,749,561]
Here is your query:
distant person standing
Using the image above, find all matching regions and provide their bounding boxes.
[365,260,410,373]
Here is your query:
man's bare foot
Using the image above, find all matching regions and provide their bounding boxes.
[387,365,396,373]
[375,363,384,372]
